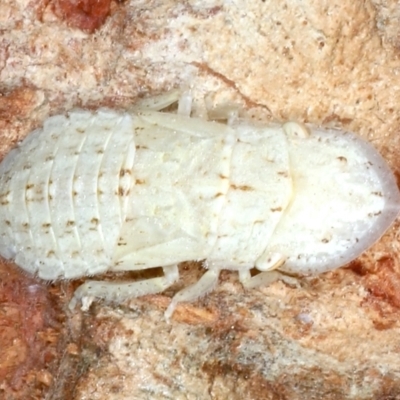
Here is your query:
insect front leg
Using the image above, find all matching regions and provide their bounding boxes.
[68,264,179,311]
[130,89,182,111]
[131,88,193,116]
[238,269,299,290]
[239,253,297,289]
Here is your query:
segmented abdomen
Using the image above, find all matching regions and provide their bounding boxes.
[0,110,134,279]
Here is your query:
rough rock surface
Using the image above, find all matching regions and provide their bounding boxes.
[1,1,400,399]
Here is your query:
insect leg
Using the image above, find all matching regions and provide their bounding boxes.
[131,89,182,111]
[164,268,220,321]
[130,89,193,115]
[177,91,193,116]
[205,102,240,124]
[255,252,286,271]
[282,121,310,138]
[68,264,179,311]
[239,251,297,289]
[238,269,298,289]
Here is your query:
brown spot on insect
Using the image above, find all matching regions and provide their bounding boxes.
[270,207,282,212]
[119,169,131,177]
[368,211,383,217]
[231,184,254,191]
[118,187,129,196]
[34,185,43,194]
[66,220,75,227]
[337,156,347,163]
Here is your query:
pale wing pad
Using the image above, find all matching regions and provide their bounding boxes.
[113,114,235,269]
[207,123,292,269]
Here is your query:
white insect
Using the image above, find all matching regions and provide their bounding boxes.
[0,91,399,320]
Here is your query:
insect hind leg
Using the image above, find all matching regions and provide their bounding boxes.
[164,268,220,321]
[68,265,179,311]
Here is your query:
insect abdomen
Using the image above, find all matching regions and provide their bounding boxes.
[0,110,134,279]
